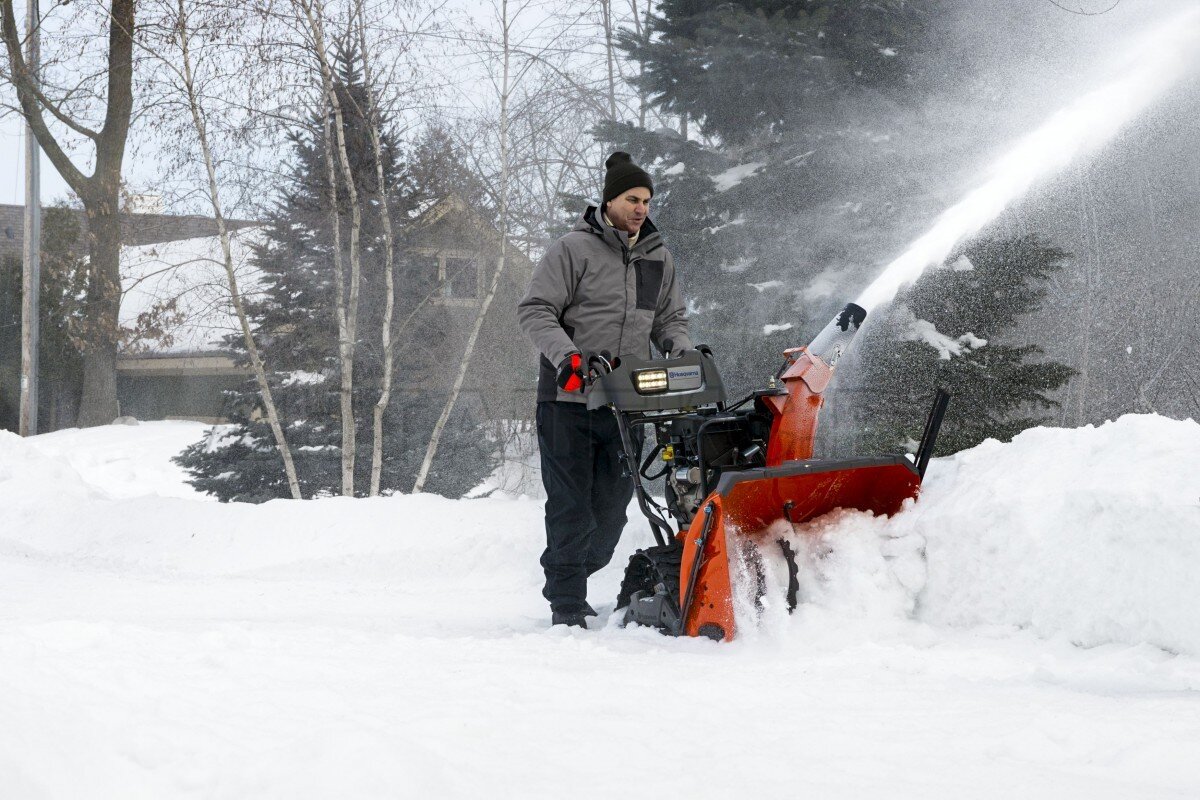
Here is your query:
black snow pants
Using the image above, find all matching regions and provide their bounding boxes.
[536,401,639,613]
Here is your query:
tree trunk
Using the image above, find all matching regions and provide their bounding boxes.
[355,12,398,498]
[1,0,135,428]
[76,195,122,426]
[601,0,617,120]
[296,0,364,496]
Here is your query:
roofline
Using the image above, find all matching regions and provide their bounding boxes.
[0,202,260,229]
[117,349,231,360]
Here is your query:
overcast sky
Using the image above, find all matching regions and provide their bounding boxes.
[1,0,1192,213]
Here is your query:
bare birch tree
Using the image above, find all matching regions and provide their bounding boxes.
[291,0,367,497]
[348,9,401,497]
[134,0,304,498]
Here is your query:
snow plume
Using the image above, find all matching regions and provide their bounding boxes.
[855,6,1200,312]
[800,268,841,301]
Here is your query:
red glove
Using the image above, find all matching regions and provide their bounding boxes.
[556,352,585,393]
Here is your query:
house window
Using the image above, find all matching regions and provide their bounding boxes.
[409,250,483,304]
[411,254,440,295]
[444,256,478,299]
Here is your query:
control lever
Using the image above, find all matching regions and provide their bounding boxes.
[586,350,615,385]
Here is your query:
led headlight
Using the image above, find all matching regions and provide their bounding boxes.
[634,368,669,394]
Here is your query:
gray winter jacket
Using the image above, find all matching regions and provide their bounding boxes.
[518,206,694,403]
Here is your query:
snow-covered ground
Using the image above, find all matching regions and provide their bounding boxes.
[2,416,1200,798]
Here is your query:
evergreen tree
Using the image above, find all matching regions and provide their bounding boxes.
[176,48,496,501]
[850,234,1076,456]
[599,0,944,396]
[602,1,1073,452]
[0,205,87,432]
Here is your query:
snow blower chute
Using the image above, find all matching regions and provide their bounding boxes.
[586,302,950,641]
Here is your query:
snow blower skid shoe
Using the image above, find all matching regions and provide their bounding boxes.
[586,303,950,642]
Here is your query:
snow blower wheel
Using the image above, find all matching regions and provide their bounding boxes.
[616,542,683,633]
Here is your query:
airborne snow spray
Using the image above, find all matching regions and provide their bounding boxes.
[855,6,1200,314]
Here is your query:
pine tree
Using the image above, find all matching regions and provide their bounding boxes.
[0,205,88,432]
[176,48,496,501]
[850,234,1077,456]
[599,0,943,396]
[602,1,1072,453]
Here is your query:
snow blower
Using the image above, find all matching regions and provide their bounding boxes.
[586,302,950,641]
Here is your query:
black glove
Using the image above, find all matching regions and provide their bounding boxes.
[661,338,696,358]
[556,352,585,393]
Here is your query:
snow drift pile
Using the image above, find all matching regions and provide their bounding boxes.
[911,414,1200,652]
[794,414,1200,655]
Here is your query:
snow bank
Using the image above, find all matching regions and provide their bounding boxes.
[914,415,1200,653]
[800,415,1200,654]
[20,420,213,500]
[0,422,553,593]
[7,415,1199,656]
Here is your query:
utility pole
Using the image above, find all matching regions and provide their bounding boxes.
[19,0,41,436]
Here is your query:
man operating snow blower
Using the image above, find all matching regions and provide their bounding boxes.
[518,151,693,629]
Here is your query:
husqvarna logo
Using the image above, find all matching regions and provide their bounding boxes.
[667,366,703,390]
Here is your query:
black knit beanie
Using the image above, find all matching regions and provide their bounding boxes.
[602,151,654,204]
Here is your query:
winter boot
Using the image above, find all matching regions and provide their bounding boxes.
[551,610,588,628]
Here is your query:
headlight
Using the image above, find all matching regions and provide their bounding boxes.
[634,368,669,394]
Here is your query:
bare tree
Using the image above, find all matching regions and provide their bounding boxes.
[410,0,671,491]
[349,6,401,497]
[600,0,618,120]
[291,0,367,497]
[1,0,135,426]
[133,0,304,498]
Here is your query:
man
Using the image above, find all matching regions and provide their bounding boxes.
[517,151,693,628]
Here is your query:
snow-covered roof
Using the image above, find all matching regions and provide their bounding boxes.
[119,228,264,355]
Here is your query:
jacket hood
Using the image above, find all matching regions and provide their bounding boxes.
[574,205,662,256]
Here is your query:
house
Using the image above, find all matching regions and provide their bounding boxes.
[398,195,538,424]
[117,229,263,423]
[0,202,257,431]
[114,195,538,425]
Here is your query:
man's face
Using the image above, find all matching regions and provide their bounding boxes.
[605,186,652,235]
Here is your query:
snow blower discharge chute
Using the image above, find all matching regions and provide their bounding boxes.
[586,302,950,641]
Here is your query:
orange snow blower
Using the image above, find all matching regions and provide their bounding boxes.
[586,302,949,641]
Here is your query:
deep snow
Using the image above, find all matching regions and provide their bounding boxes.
[2,416,1200,798]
